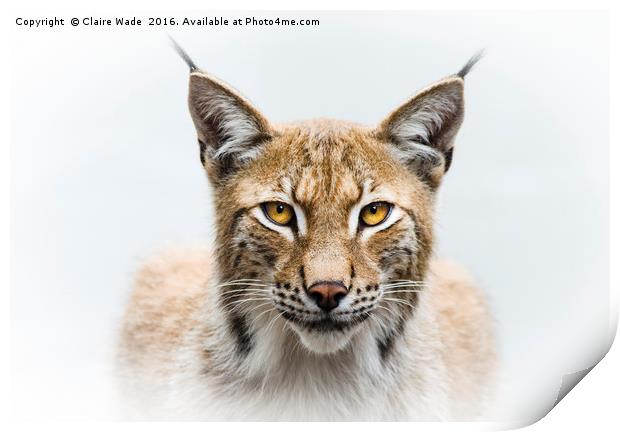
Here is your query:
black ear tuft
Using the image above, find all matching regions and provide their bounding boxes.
[457,50,484,78]
[169,36,198,72]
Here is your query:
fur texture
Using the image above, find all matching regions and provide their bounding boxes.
[117,56,497,421]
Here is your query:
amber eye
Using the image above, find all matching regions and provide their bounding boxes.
[359,202,392,227]
[261,202,295,226]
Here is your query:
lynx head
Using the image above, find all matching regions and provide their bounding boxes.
[181,45,479,355]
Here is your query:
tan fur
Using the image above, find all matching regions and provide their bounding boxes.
[116,248,212,416]
[119,248,496,419]
[119,248,210,367]
[426,260,497,418]
[117,64,497,420]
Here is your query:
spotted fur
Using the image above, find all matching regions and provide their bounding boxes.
[117,53,497,420]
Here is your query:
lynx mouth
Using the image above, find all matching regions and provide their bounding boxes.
[280,310,372,333]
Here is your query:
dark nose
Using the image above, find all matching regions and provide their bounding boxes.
[306,281,348,311]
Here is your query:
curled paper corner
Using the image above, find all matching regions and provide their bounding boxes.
[512,364,599,429]
[553,323,618,409]
[554,364,596,408]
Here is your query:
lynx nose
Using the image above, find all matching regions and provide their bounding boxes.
[306,281,348,312]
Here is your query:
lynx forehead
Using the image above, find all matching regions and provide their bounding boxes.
[117,45,496,421]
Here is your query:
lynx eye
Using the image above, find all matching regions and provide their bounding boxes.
[261,202,295,226]
[359,202,392,227]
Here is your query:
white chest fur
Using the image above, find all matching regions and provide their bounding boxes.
[162,310,453,421]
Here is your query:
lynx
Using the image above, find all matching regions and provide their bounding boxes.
[117,45,497,421]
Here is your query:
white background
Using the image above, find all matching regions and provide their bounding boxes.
[7,6,612,427]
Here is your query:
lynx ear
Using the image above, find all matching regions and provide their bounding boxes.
[188,71,273,182]
[378,76,465,188]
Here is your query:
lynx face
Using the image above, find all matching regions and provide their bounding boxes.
[186,62,470,354]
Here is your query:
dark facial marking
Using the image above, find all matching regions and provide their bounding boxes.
[403,208,418,227]
[229,313,253,356]
[299,266,307,290]
[198,139,207,165]
[229,208,247,237]
[379,246,413,271]
[246,239,278,266]
[377,318,405,362]
[444,147,454,172]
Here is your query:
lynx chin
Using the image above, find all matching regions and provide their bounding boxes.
[117,45,497,421]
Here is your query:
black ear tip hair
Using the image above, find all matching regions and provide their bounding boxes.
[457,49,485,78]
[168,35,199,72]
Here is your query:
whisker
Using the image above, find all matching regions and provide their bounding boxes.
[221,301,272,316]
[382,285,426,290]
[347,310,365,326]
[216,279,264,287]
[382,286,426,291]
[217,282,271,288]
[226,296,271,305]
[219,278,264,282]
[383,297,416,309]
[222,298,272,312]
[382,289,423,295]
[220,288,271,295]
[249,305,276,329]
[368,310,392,332]
[368,312,383,328]
[220,292,271,302]
[265,311,284,334]
[381,282,427,288]
[291,337,303,356]
[374,304,398,319]
[382,281,427,285]
[245,299,273,312]
[221,298,271,310]
[388,279,426,283]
